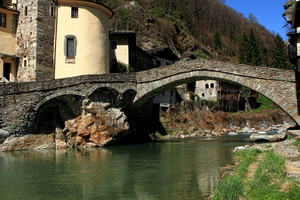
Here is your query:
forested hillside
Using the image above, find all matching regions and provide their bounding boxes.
[102,0,287,65]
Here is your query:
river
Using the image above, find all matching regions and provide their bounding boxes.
[0,137,248,200]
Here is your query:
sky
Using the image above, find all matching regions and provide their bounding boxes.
[225,0,288,40]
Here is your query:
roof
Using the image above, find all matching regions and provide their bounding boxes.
[109,30,136,35]
[55,0,114,19]
[283,0,296,7]
[283,3,295,16]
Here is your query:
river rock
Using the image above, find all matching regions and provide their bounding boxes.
[0,134,55,151]
[241,127,250,133]
[249,131,287,142]
[228,132,238,136]
[0,129,9,143]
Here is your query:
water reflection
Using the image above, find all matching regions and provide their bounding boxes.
[0,139,244,200]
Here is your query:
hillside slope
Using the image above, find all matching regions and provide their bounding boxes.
[103,0,277,64]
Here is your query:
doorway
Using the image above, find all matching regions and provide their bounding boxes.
[3,63,10,81]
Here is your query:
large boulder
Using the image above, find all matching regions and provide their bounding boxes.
[0,134,55,151]
[63,102,130,148]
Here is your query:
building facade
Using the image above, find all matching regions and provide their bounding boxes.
[0,0,113,82]
[283,0,300,71]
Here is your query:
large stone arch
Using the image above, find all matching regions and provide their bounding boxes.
[134,59,299,124]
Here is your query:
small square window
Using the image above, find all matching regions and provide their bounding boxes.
[0,13,6,27]
[71,7,78,18]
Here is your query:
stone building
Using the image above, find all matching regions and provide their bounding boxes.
[0,0,113,82]
[283,0,300,71]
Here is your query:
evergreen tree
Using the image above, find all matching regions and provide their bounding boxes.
[238,33,249,64]
[213,31,222,50]
[248,13,259,24]
[270,34,294,70]
[238,30,262,66]
[248,29,262,66]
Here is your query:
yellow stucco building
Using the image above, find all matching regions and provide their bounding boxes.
[0,0,113,82]
[54,0,113,79]
[0,0,18,82]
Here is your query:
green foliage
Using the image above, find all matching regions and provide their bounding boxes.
[248,13,259,24]
[253,94,278,112]
[201,99,220,110]
[234,149,261,177]
[294,138,300,146]
[102,0,119,9]
[213,31,222,50]
[213,175,244,200]
[238,30,262,66]
[270,34,295,70]
[169,10,180,19]
[151,7,165,17]
[116,62,135,73]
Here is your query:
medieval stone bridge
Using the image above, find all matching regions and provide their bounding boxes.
[0,58,299,135]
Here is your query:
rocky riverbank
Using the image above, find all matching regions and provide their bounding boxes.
[158,108,295,141]
[0,102,130,152]
[210,130,300,199]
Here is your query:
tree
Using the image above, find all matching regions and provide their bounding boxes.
[238,30,262,66]
[248,13,259,24]
[219,0,226,4]
[270,34,294,70]
[213,31,222,50]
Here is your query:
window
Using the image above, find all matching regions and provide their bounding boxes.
[202,93,205,97]
[111,41,117,50]
[23,57,28,68]
[24,6,28,16]
[67,38,75,57]
[64,35,77,63]
[0,13,6,27]
[210,83,214,88]
[71,7,78,18]
[50,6,54,17]
[205,83,209,89]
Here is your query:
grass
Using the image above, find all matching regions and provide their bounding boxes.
[234,149,261,177]
[294,138,300,146]
[253,95,278,112]
[213,149,300,200]
[213,175,244,200]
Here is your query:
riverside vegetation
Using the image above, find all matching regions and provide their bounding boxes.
[158,95,294,139]
[212,147,300,199]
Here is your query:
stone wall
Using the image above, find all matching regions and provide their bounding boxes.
[16,0,55,82]
[36,0,55,80]
[16,0,38,82]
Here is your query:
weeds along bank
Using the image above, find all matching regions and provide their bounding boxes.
[211,137,300,200]
[160,105,294,138]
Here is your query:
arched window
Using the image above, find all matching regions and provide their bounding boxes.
[205,83,209,89]
[210,83,214,88]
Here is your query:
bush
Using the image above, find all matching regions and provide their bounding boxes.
[151,7,165,17]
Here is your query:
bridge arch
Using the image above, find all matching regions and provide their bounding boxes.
[134,59,299,124]
[33,94,84,134]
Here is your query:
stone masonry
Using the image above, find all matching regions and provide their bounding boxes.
[0,59,299,136]
[16,0,55,82]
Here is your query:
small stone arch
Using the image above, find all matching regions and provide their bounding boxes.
[33,94,84,134]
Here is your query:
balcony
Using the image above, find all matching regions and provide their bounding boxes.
[287,26,296,36]
[288,44,298,60]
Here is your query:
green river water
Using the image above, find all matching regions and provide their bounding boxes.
[0,137,248,200]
